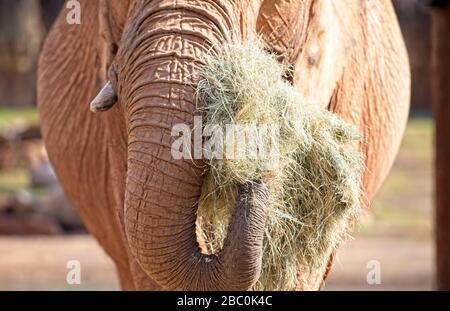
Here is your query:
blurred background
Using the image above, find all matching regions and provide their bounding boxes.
[0,0,442,290]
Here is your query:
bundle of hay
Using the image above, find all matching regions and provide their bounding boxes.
[196,41,363,290]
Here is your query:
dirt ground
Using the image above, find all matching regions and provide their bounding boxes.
[325,237,433,290]
[0,118,435,290]
[0,234,433,291]
[327,118,434,290]
[0,235,119,290]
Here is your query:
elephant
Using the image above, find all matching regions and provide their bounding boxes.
[37,0,410,290]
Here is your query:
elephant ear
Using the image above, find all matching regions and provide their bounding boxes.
[38,0,103,123]
[37,0,129,267]
[328,0,411,203]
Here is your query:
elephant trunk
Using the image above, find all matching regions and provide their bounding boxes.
[121,1,268,290]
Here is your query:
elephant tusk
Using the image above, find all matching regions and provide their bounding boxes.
[90,81,117,112]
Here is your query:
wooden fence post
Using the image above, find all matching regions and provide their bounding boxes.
[431,2,450,290]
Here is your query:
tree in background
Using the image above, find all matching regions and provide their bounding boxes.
[39,0,65,32]
[393,0,432,113]
[0,0,64,108]
[429,0,450,291]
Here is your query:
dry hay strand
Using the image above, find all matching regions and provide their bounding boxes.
[195,41,363,290]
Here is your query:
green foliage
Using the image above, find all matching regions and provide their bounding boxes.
[0,107,39,128]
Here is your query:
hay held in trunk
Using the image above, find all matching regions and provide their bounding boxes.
[196,41,363,290]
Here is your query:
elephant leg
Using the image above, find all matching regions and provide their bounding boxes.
[115,263,136,290]
[128,259,164,291]
[115,258,163,291]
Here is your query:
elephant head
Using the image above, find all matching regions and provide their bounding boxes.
[37,0,411,291]
[87,0,321,291]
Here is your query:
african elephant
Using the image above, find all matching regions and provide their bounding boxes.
[37,0,410,290]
